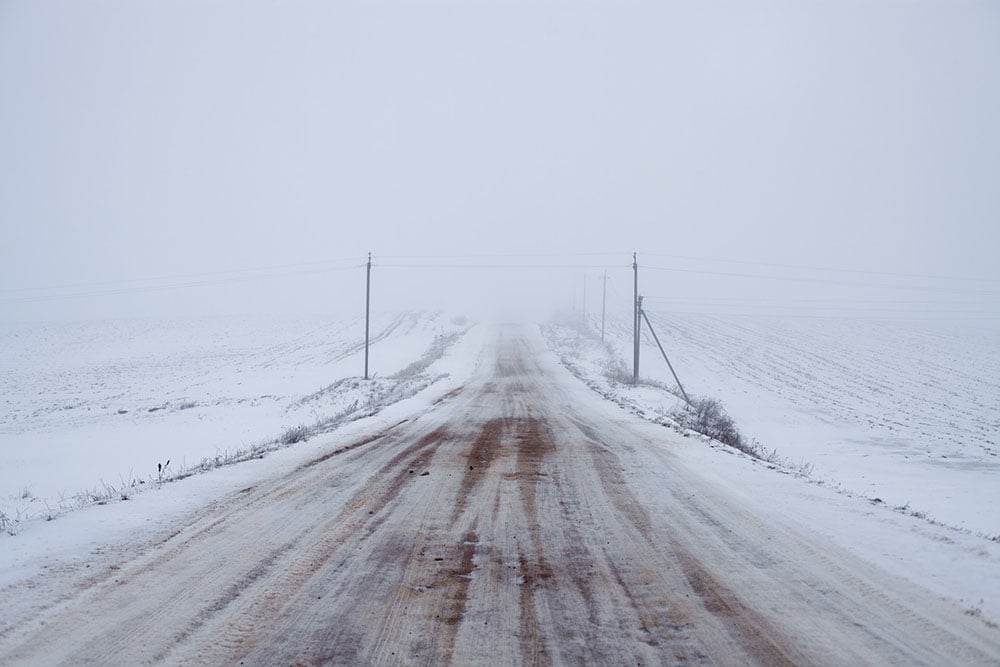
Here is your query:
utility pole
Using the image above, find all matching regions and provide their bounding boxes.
[364,252,371,380]
[633,253,640,384]
[636,294,643,384]
[601,270,607,342]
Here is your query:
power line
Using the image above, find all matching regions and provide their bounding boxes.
[643,295,993,305]
[0,257,365,295]
[643,265,1000,296]
[376,251,626,260]
[644,304,1000,315]
[642,308,1000,321]
[376,262,623,270]
[0,264,364,305]
[641,252,1000,284]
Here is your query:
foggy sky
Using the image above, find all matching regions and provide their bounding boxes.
[2,0,998,322]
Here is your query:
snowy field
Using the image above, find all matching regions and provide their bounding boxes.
[544,314,1000,539]
[0,311,472,530]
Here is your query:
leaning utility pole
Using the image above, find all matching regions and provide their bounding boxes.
[601,270,608,342]
[632,253,639,384]
[364,252,371,380]
[640,306,691,405]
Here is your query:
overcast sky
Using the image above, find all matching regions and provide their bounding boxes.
[1,0,998,322]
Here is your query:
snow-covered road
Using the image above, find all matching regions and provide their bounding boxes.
[2,325,998,664]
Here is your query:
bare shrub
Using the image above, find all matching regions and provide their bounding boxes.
[676,397,747,452]
[0,510,14,536]
[280,425,310,445]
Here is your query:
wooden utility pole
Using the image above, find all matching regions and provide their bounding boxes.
[364,252,371,380]
[633,253,639,384]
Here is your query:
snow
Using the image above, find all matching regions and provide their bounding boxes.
[2,313,998,631]
[0,311,473,528]
[550,314,1000,538]
[542,316,1000,621]
[0,317,488,615]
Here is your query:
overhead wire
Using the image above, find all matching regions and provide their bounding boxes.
[376,251,626,260]
[376,262,619,270]
[0,264,364,305]
[643,308,1000,321]
[641,252,1000,284]
[0,258,366,295]
[6,249,997,314]
[642,264,1000,296]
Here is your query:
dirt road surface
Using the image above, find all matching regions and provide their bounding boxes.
[2,326,998,665]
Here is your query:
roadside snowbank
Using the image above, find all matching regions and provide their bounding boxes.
[0,312,473,532]
[0,321,489,627]
[539,319,1000,624]
[545,314,1000,538]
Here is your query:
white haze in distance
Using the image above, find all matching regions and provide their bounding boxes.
[1,1,998,322]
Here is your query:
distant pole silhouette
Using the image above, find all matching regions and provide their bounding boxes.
[364,252,371,380]
[633,253,639,384]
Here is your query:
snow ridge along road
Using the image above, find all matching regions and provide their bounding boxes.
[2,325,998,665]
